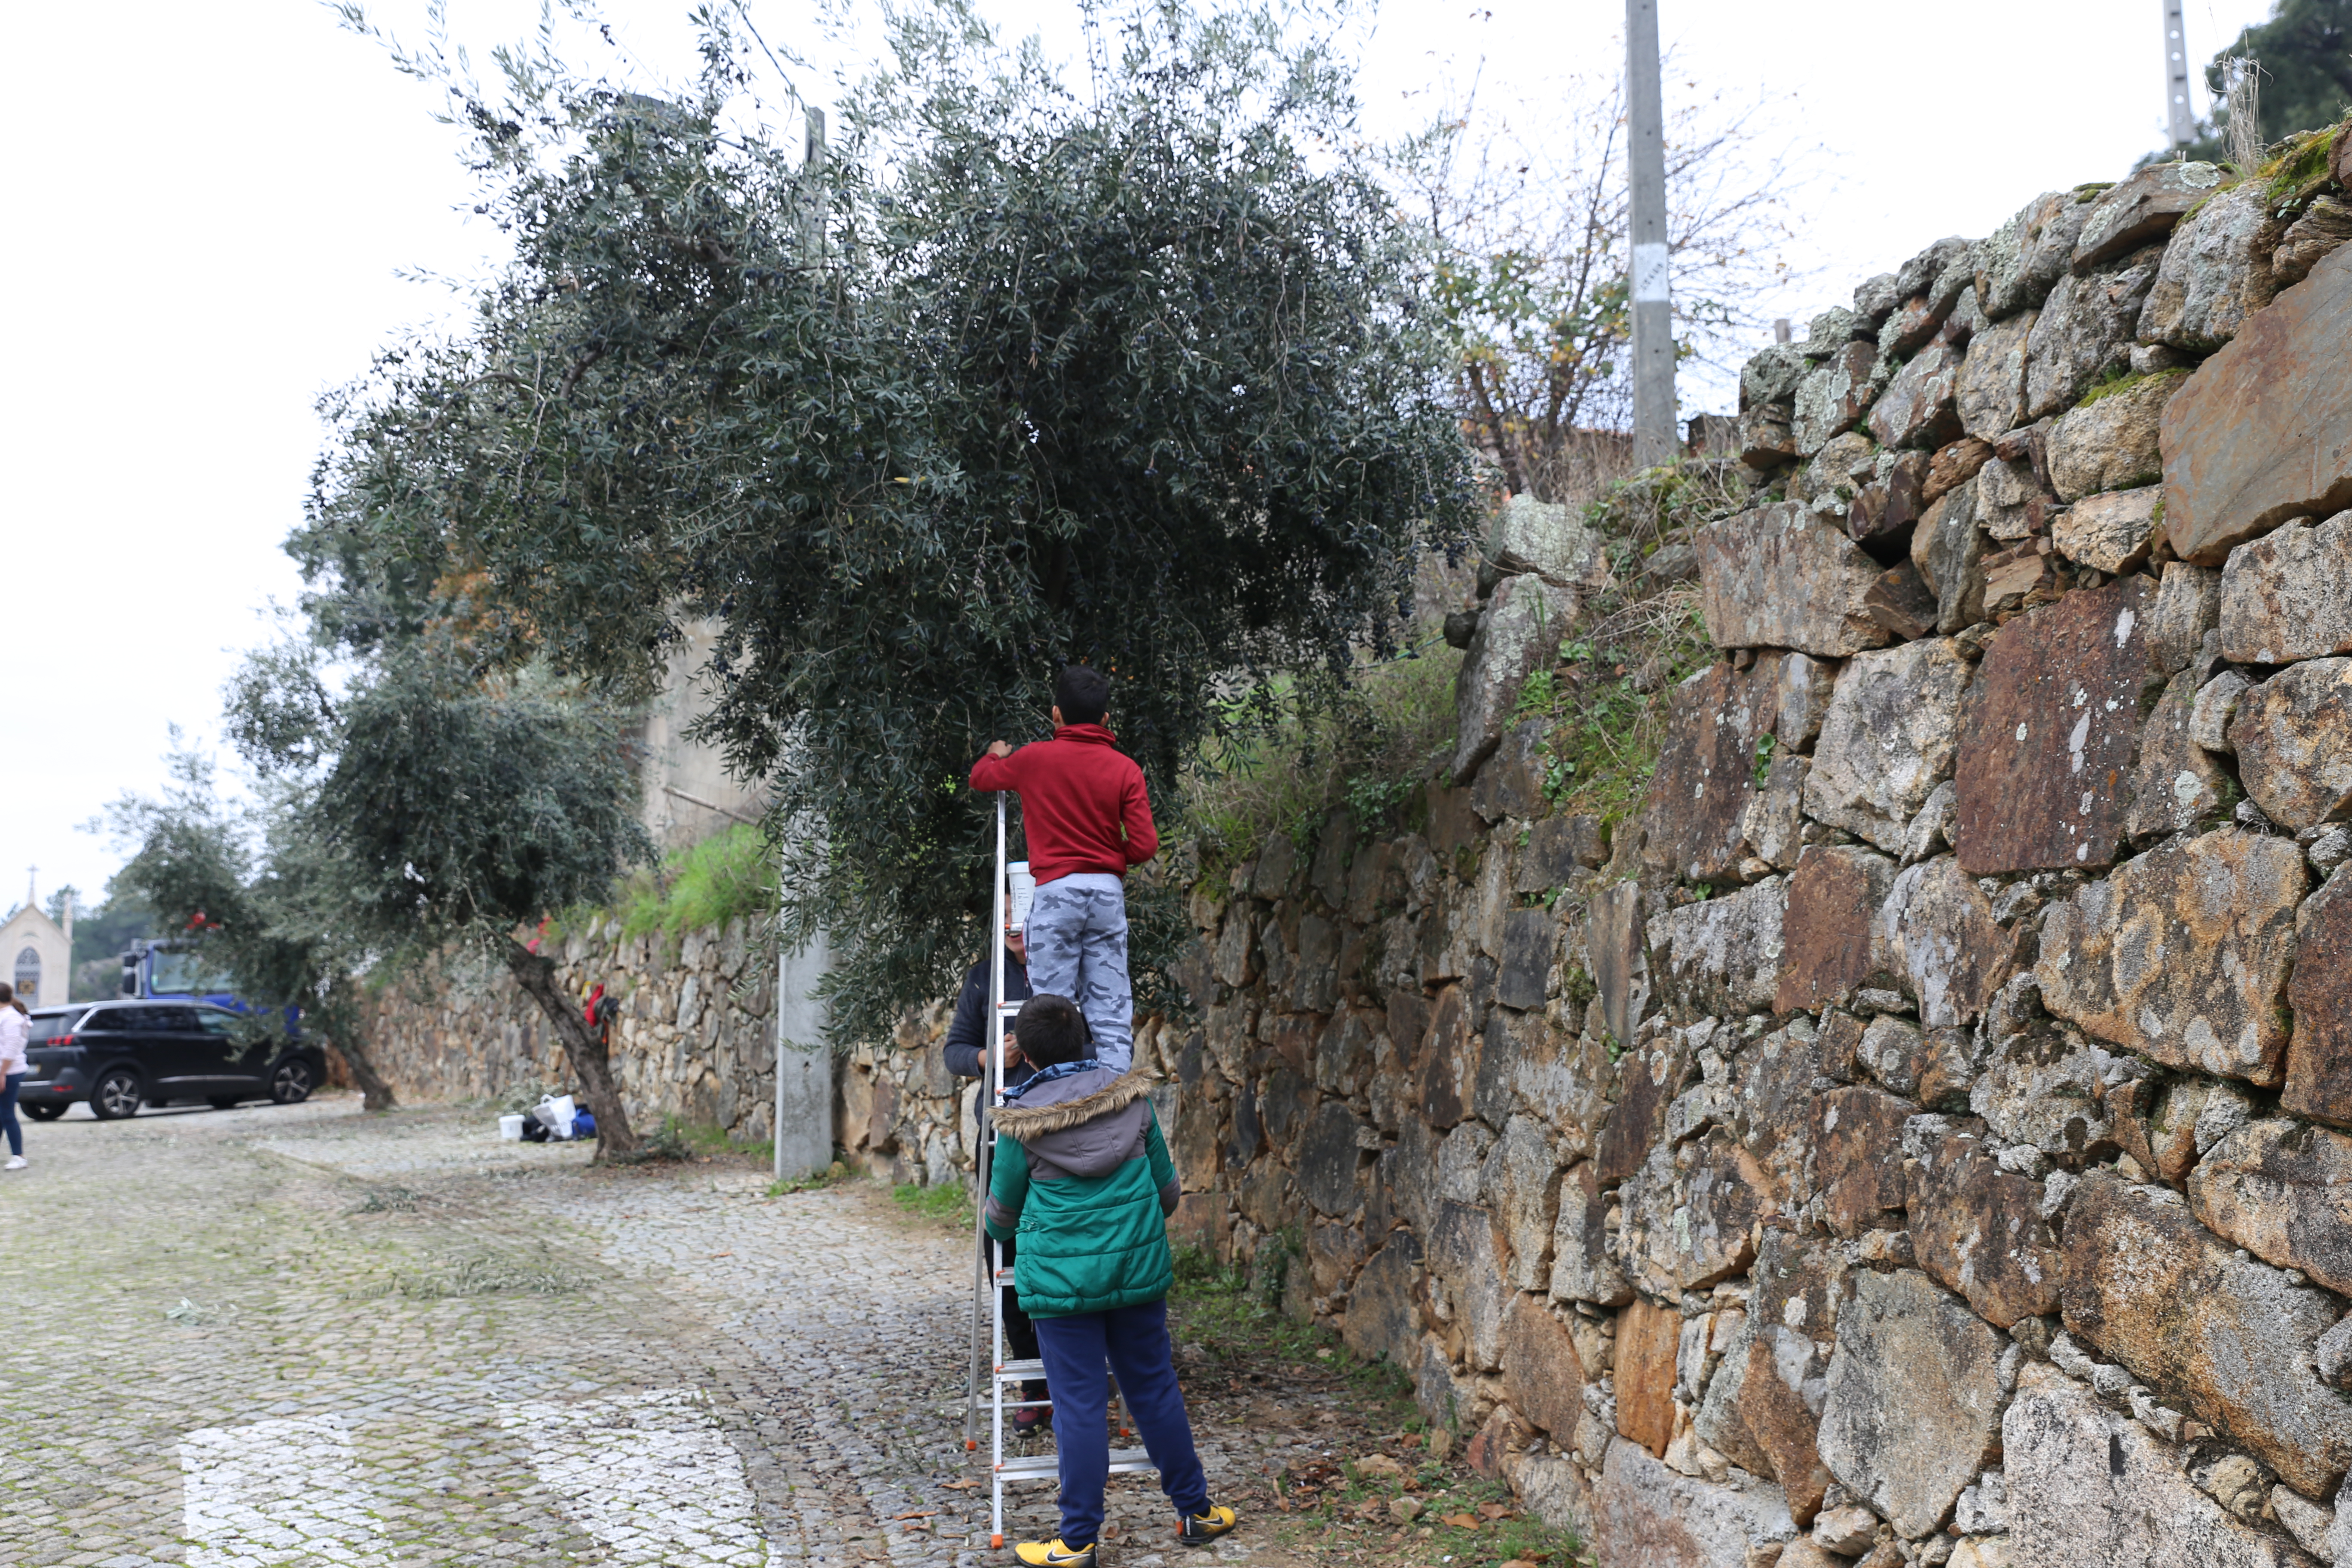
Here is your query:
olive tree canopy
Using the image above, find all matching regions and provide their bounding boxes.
[300,0,1480,1042]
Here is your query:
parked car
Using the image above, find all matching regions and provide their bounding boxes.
[18,1001,326,1121]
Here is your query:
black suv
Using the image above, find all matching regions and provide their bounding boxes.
[19,1002,326,1121]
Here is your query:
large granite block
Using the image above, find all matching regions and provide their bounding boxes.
[1794,341,1882,453]
[1342,1231,1425,1365]
[2062,1170,2352,1498]
[1487,493,1616,592]
[1955,312,2034,442]
[1867,340,1963,450]
[1596,1029,1692,1185]
[1875,856,2013,1028]
[2219,509,2352,664]
[1952,575,2155,874]
[1776,845,1897,1014]
[1816,1267,2008,1540]
[2071,161,2229,270]
[1454,574,1578,784]
[1640,659,1775,885]
[2138,182,2280,352]
[2046,371,2180,502]
[1645,878,1787,1021]
[1977,190,2090,318]
[1621,1131,1766,1294]
[2004,1363,2312,1568]
[1499,1291,1587,1438]
[2160,243,2352,566]
[1804,638,1974,852]
[1589,1433,1797,1567]
[1616,1295,1684,1457]
[2284,871,2352,1130]
[2229,657,2352,830]
[1693,1228,1841,1525]
[2036,830,2306,1086]
[2025,245,2164,420]
[2190,1118,2352,1298]
[1908,1118,2061,1327]
[1814,1085,1912,1237]
[1547,1160,1632,1306]
[1696,503,1892,657]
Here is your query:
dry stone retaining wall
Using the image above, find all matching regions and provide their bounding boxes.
[1167,134,2352,1568]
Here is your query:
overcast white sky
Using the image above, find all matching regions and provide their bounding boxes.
[2,0,2274,910]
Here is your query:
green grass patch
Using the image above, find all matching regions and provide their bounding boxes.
[893,1181,973,1225]
[1169,1246,1418,1419]
[2073,366,2189,412]
[768,1160,851,1197]
[609,822,778,941]
[1182,639,1461,882]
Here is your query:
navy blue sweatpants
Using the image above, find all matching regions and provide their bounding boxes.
[1031,1298,1208,1545]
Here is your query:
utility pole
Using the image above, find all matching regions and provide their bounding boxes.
[1626,0,1674,468]
[2163,0,2196,152]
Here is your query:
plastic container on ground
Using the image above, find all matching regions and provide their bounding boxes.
[499,1113,525,1140]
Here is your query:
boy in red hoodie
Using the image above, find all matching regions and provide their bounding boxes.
[969,666,1158,1073]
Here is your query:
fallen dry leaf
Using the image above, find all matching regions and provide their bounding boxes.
[940,1480,980,1491]
[1442,1513,1480,1528]
[1478,1502,1514,1520]
[893,1511,937,1521]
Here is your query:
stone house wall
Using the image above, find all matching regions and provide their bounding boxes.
[1167,141,2352,1567]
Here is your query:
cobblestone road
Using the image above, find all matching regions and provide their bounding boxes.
[0,1097,1272,1568]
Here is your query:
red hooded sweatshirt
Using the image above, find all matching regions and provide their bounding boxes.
[969,724,1159,885]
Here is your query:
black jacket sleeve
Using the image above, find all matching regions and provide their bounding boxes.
[942,959,989,1080]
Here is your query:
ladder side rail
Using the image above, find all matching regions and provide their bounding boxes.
[990,792,1009,1550]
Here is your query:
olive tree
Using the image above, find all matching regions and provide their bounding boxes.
[227,643,651,1155]
[102,744,399,1111]
[300,0,1481,1043]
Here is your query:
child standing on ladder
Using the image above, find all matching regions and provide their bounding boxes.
[969,665,1158,1074]
[986,993,1236,1566]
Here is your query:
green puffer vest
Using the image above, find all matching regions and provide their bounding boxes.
[985,1068,1177,1317]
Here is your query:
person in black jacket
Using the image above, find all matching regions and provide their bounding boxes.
[944,930,1053,1431]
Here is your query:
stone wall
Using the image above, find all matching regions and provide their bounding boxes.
[362,918,789,1142]
[1167,135,2352,1567]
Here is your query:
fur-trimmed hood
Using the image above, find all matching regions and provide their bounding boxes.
[992,1067,1159,1181]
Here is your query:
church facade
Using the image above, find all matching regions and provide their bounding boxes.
[2,901,71,1008]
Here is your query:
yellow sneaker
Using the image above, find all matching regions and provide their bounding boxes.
[1014,1538,1097,1568]
[1178,1504,1237,1546]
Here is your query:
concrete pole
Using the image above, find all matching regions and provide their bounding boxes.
[2163,0,2196,152]
[1626,0,1675,468]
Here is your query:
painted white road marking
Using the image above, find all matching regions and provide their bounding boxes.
[179,1415,389,1567]
[501,1387,775,1566]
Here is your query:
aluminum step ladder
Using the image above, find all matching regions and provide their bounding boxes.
[964,794,1154,1548]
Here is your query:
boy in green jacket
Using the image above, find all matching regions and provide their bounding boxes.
[986,993,1237,1567]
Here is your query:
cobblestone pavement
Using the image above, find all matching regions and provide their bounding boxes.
[0,1096,1286,1568]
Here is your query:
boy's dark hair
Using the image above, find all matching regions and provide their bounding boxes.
[1054,665,1111,726]
[1014,993,1090,1066]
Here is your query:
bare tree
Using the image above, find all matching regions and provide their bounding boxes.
[1399,59,1816,503]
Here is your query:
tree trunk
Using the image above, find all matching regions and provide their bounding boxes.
[314,976,395,1111]
[503,937,640,1159]
[334,1034,399,1112]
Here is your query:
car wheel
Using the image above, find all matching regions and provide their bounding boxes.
[23,1103,65,1122]
[208,1096,242,1110]
[271,1060,315,1105]
[90,1070,143,1121]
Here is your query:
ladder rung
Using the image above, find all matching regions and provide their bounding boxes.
[996,1359,1044,1378]
[998,1449,1155,1482]
[997,1001,1023,1016]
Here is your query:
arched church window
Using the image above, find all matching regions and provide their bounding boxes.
[12,945,39,998]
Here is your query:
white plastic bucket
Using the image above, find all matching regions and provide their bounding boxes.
[1007,860,1036,935]
[499,1114,526,1141]
[533,1094,578,1140]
